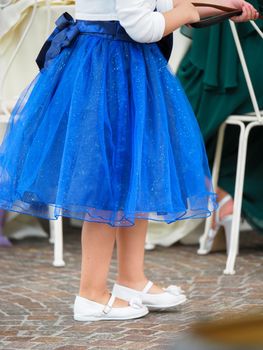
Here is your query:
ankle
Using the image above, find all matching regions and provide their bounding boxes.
[79,288,110,303]
[116,277,148,290]
[116,278,166,294]
[219,200,234,220]
[216,187,229,201]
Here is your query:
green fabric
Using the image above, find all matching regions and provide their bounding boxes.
[177,16,263,231]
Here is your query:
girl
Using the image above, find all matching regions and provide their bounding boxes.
[0,0,258,321]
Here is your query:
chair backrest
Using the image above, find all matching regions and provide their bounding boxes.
[229,20,263,123]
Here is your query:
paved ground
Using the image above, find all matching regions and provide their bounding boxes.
[0,218,263,350]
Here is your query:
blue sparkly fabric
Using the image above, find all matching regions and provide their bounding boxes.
[0,18,217,227]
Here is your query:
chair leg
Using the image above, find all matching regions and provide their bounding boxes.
[49,206,65,267]
[49,219,55,244]
[198,123,226,255]
[224,122,247,275]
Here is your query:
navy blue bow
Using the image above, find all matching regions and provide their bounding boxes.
[36,12,79,70]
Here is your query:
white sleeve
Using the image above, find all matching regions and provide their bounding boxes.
[156,0,173,12]
[116,0,167,43]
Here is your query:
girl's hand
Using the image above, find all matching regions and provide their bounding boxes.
[173,0,201,23]
[180,0,260,22]
[185,2,201,23]
[231,1,259,21]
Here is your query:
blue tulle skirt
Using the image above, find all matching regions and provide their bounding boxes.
[0,15,217,227]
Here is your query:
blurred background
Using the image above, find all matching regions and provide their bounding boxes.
[0,1,263,349]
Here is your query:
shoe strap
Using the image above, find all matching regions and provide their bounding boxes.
[216,194,232,224]
[103,294,115,314]
[142,281,153,294]
[218,195,232,209]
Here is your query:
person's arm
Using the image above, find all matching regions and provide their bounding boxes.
[187,0,259,21]
[116,0,199,43]
[162,3,200,36]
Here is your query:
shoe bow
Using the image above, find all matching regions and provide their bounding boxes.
[163,285,184,296]
[36,12,79,70]
[129,297,144,309]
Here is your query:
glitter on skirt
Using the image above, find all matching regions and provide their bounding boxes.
[0,19,217,227]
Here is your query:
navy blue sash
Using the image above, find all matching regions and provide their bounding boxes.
[36,12,173,70]
[36,13,79,70]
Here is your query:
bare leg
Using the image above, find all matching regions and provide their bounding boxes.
[79,221,128,307]
[217,187,234,219]
[116,219,164,293]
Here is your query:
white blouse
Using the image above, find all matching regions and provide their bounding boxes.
[75,0,173,43]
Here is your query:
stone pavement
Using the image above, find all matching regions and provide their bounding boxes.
[0,219,263,350]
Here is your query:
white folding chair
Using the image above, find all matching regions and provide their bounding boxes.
[198,20,263,275]
[0,0,65,267]
[169,29,192,73]
[49,210,65,267]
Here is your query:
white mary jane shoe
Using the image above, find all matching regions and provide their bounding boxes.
[112,281,187,310]
[73,294,149,322]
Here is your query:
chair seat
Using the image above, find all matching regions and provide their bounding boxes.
[226,112,263,123]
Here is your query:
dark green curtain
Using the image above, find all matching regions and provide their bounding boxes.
[177,8,263,232]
